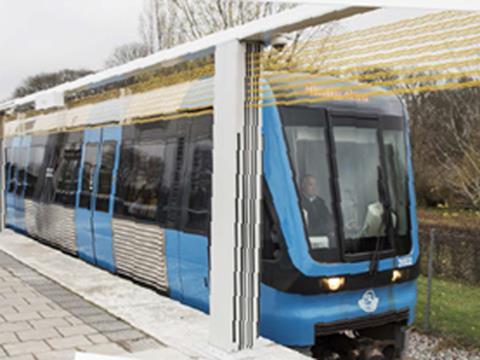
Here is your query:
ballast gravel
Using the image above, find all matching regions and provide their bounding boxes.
[406,331,480,360]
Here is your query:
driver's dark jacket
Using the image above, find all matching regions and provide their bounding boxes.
[300,194,334,236]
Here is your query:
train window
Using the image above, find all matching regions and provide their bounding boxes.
[32,135,58,203]
[15,147,26,196]
[45,137,65,204]
[6,148,16,193]
[79,143,98,209]
[335,127,382,241]
[129,136,166,222]
[54,147,69,205]
[25,145,46,199]
[5,148,10,186]
[64,144,82,206]
[53,140,82,207]
[333,124,395,255]
[114,141,136,218]
[184,118,212,235]
[113,122,184,226]
[383,129,411,255]
[35,134,64,204]
[281,107,338,254]
[95,141,116,213]
[160,133,184,227]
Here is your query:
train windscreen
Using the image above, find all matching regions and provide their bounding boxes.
[280,106,339,261]
[280,106,411,262]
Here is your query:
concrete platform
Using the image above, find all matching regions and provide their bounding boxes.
[0,230,306,359]
[0,250,166,359]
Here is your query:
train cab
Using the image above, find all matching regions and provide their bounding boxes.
[259,77,419,358]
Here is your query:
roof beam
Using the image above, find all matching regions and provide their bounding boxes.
[258,0,480,11]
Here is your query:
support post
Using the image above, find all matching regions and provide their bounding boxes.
[0,116,4,232]
[424,228,435,332]
[210,40,262,351]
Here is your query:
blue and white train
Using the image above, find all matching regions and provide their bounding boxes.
[3,74,419,359]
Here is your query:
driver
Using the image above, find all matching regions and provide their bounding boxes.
[300,175,334,237]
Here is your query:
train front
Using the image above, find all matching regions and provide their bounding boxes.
[260,79,419,359]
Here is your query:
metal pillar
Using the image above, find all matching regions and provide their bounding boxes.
[0,116,4,232]
[210,40,262,351]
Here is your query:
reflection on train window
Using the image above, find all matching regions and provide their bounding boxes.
[54,145,69,205]
[96,141,117,212]
[80,143,98,209]
[25,146,46,199]
[65,144,82,206]
[383,129,411,255]
[281,106,338,253]
[114,122,182,225]
[5,148,10,185]
[14,147,27,196]
[6,148,16,193]
[162,135,184,226]
[128,141,166,221]
[37,134,64,204]
[114,142,136,217]
[54,141,82,206]
[184,119,212,235]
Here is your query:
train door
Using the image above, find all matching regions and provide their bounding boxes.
[75,127,121,271]
[5,137,19,228]
[92,126,122,271]
[13,135,31,232]
[76,128,100,264]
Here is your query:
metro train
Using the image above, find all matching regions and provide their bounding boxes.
[3,74,419,359]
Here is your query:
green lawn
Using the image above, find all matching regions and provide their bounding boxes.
[414,275,480,348]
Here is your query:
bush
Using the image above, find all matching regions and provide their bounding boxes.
[417,208,480,285]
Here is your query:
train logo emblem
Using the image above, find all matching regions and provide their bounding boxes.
[358,289,379,313]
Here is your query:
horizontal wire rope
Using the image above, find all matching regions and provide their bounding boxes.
[252,69,480,103]
[249,79,480,108]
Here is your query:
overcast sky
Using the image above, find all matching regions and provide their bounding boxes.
[0,1,432,102]
[0,0,144,101]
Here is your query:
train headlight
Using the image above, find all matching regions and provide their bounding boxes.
[391,269,403,282]
[322,277,346,291]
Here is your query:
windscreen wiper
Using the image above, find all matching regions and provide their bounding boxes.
[369,165,394,275]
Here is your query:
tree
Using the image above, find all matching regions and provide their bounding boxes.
[404,83,480,209]
[428,86,480,208]
[105,42,151,68]
[138,0,293,52]
[13,69,94,98]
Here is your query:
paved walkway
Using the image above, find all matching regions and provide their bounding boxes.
[0,251,163,359]
[0,230,304,360]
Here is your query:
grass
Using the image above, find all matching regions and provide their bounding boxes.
[414,275,480,349]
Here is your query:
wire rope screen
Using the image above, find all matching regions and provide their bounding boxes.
[250,10,480,106]
[6,55,215,137]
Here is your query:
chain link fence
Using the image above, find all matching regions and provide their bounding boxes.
[416,216,480,348]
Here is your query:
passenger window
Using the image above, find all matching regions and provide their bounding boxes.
[113,122,186,227]
[95,141,117,212]
[184,119,212,235]
[64,145,82,206]
[114,141,136,218]
[129,130,167,222]
[79,143,98,209]
[37,134,63,204]
[4,151,10,186]
[54,147,69,205]
[6,148,16,193]
[53,141,82,207]
[15,148,26,196]
[25,146,46,199]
